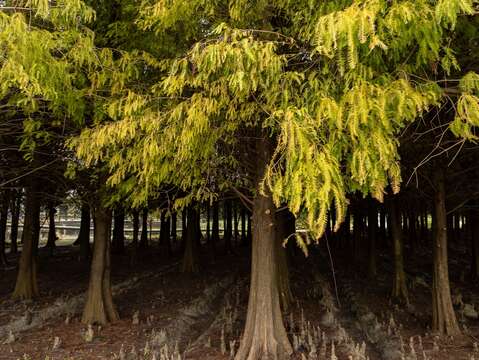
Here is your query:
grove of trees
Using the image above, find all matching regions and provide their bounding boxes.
[1,0,479,359]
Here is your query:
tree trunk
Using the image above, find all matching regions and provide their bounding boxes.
[431,170,460,336]
[235,137,292,360]
[171,211,177,245]
[276,209,294,311]
[12,187,40,300]
[140,208,148,249]
[233,202,239,245]
[224,200,233,254]
[130,210,140,266]
[211,201,219,251]
[82,206,119,325]
[112,208,125,254]
[10,192,21,255]
[470,208,479,279]
[77,203,91,261]
[0,191,9,266]
[181,207,199,273]
[368,199,377,278]
[46,205,57,252]
[240,207,247,246]
[389,197,408,303]
[206,203,210,243]
[159,212,171,257]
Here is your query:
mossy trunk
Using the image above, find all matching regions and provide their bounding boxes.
[10,192,21,255]
[181,207,199,273]
[82,206,119,325]
[140,208,148,249]
[389,197,408,304]
[12,187,40,300]
[235,137,292,360]
[432,170,460,336]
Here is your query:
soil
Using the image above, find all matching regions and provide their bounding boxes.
[0,237,478,359]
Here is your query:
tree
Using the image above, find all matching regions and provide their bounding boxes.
[73,0,479,355]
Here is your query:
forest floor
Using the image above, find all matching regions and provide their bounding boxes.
[0,240,478,359]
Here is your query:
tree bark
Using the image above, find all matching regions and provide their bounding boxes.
[12,186,40,300]
[389,197,408,304]
[205,203,210,243]
[235,137,292,360]
[82,206,119,325]
[0,191,9,266]
[9,192,21,255]
[431,169,460,335]
[181,206,199,273]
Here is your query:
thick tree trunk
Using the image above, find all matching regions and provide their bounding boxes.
[0,191,9,266]
[368,199,378,278]
[431,170,460,335]
[181,207,199,273]
[10,192,21,255]
[224,200,233,254]
[140,208,148,249]
[46,205,57,252]
[235,137,292,360]
[389,197,408,303]
[82,206,119,325]
[12,187,40,300]
[112,208,125,254]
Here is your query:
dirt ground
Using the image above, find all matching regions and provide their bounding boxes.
[0,239,478,360]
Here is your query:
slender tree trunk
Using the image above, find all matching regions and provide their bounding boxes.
[235,137,292,360]
[211,201,219,254]
[470,208,479,279]
[206,203,210,243]
[12,187,40,300]
[78,203,91,261]
[112,208,125,254]
[82,206,119,325]
[0,191,9,266]
[46,205,57,252]
[368,199,377,278]
[240,207,247,246]
[181,207,199,273]
[224,200,232,254]
[10,192,21,255]
[389,197,408,303]
[140,208,148,249]
[431,170,460,336]
[159,212,171,257]
[233,202,239,245]
[276,209,294,311]
[171,211,177,246]
[130,210,140,266]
